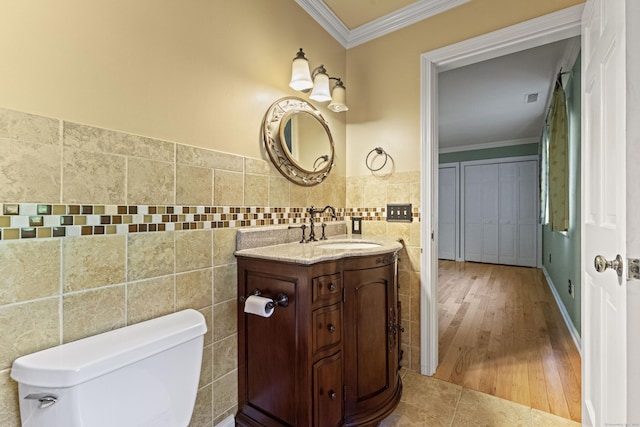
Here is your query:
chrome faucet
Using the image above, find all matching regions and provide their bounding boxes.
[307,205,336,241]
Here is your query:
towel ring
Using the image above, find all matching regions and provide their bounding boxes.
[365,147,388,172]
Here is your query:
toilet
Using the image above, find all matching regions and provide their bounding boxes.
[10,309,207,427]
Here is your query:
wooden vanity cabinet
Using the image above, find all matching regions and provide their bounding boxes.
[236,252,401,427]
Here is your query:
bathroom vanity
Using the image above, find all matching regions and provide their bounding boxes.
[235,234,403,427]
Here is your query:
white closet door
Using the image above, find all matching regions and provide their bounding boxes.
[438,166,457,260]
[463,158,538,267]
[464,164,499,263]
[516,161,537,267]
[498,163,518,265]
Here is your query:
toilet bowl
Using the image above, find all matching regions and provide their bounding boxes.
[11,309,207,427]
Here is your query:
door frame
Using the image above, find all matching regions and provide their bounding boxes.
[419,4,584,375]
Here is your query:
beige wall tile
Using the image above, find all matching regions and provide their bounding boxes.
[213,264,237,304]
[177,145,243,172]
[0,107,59,145]
[0,369,19,427]
[62,147,125,204]
[213,299,236,342]
[127,157,174,205]
[361,220,387,238]
[176,164,213,206]
[63,122,174,162]
[213,228,237,266]
[213,406,237,427]
[62,285,126,343]
[346,184,364,208]
[290,183,308,207]
[199,344,213,388]
[63,235,126,292]
[387,183,411,204]
[127,276,175,324]
[0,299,60,370]
[269,176,290,207]
[213,334,237,380]
[213,370,238,420]
[189,383,213,427]
[363,181,387,207]
[244,174,268,206]
[176,269,212,311]
[244,157,271,175]
[127,232,175,281]
[175,230,212,273]
[214,170,243,206]
[199,306,213,347]
[0,138,61,203]
[0,239,60,305]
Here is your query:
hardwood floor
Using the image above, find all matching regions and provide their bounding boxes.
[434,260,582,422]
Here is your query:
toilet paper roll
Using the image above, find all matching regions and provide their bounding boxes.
[244,295,275,318]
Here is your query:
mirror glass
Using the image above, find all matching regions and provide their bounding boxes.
[262,97,334,186]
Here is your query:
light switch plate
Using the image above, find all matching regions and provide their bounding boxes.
[386,203,412,222]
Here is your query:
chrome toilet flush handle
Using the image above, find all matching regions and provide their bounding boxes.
[24,393,58,409]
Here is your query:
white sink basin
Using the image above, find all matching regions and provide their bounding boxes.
[318,241,382,250]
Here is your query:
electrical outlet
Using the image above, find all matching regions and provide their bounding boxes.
[387,203,412,222]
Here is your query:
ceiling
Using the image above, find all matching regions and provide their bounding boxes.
[296,0,580,151]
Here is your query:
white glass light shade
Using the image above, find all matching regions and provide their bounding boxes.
[289,52,313,91]
[328,82,349,112]
[309,71,331,102]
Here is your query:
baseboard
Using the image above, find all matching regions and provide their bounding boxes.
[215,415,235,427]
[541,266,582,356]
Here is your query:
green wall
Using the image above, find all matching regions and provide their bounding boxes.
[439,142,539,164]
[542,53,582,336]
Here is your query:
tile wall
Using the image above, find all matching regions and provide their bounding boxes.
[346,172,422,371]
[0,106,422,427]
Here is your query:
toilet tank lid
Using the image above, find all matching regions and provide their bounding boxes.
[10,309,207,388]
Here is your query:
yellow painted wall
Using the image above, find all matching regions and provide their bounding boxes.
[345,0,584,176]
[0,0,347,175]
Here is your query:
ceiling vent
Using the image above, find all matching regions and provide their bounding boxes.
[525,93,539,103]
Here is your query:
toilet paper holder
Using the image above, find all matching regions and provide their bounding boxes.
[241,289,289,310]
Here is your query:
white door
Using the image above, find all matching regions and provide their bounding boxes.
[517,161,538,267]
[463,163,499,263]
[438,165,457,260]
[498,162,518,265]
[581,0,631,425]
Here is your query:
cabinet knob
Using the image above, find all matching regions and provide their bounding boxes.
[328,283,336,291]
[327,324,336,333]
[328,390,337,400]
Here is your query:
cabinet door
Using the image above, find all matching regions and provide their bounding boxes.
[313,352,343,427]
[343,263,399,422]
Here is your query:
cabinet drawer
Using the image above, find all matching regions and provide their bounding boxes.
[313,351,343,427]
[313,303,342,354]
[312,273,342,305]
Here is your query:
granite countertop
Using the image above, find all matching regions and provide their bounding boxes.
[234,234,403,265]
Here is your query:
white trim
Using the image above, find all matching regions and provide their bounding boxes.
[215,415,235,427]
[295,0,470,49]
[419,4,583,376]
[439,137,539,154]
[541,266,582,355]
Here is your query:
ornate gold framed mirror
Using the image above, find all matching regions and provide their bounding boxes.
[262,96,334,186]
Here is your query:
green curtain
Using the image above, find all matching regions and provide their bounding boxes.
[548,81,569,232]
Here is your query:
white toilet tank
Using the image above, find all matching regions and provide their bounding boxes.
[11,309,207,427]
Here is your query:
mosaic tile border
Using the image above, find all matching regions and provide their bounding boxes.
[0,203,420,240]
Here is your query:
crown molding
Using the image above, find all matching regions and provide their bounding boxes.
[295,0,471,49]
[439,137,539,154]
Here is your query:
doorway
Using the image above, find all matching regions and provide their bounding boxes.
[418,4,584,377]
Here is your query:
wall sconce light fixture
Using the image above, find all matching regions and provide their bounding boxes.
[289,48,349,112]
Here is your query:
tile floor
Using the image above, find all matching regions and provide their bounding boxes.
[380,370,581,427]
